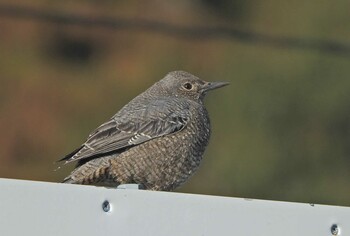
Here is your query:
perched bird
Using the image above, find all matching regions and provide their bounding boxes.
[59,71,228,191]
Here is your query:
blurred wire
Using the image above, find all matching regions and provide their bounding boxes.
[1,4,350,57]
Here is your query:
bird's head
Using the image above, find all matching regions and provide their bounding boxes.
[155,71,229,102]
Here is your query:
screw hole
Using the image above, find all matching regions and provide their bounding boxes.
[102,200,111,212]
[331,224,339,235]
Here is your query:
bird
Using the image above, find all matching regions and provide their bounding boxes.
[59,71,229,191]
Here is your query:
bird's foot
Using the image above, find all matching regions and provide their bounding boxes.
[116,184,142,190]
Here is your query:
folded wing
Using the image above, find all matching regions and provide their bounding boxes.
[60,99,190,164]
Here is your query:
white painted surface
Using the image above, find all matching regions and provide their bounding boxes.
[0,178,348,236]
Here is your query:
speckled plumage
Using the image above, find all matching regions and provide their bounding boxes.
[60,71,228,191]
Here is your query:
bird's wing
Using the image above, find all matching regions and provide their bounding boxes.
[60,99,191,164]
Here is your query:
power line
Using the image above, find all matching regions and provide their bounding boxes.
[1,4,350,57]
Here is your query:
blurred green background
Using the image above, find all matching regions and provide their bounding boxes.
[0,1,350,206]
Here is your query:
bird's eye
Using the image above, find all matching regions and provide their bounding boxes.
[183,82,193,90]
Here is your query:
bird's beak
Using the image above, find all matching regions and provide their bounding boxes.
[202,81,229,92]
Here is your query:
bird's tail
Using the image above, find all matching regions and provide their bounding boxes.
[61,157,112,185]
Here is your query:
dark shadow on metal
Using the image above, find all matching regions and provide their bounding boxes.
[1,4,350,57]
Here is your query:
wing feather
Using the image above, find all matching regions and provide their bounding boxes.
[60,98,191,164]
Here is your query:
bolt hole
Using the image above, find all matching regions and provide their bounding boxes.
[102,200,111,212]
[331,224,339,235]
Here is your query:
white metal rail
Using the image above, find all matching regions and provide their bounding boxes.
[0,178,348,236]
